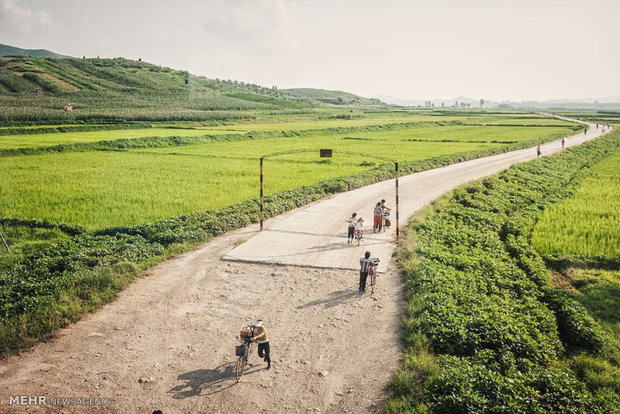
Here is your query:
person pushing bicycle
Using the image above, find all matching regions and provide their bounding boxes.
[251,319,271,370]
[359,251,377,292]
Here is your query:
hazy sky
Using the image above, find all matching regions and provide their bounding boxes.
[1,0,619,101]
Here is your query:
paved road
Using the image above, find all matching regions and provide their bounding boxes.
[224,116,611,271]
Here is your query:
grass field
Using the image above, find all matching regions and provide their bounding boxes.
[532,146,620,259]
[0,127,237,149]
[0,112,578,150]
[0,122,575,228]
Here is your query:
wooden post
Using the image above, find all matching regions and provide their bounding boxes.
[0,232,9,253]
[260,157,264,230]
[395,162,399,241]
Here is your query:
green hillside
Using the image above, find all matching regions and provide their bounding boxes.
[0,43,68,58]
[0,55,386,125]
[0,56,308,124]
[280,88,382,105]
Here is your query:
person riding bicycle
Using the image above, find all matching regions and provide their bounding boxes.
[537,144,542,157]
[346,212,358,244]
[251,319,271,370]
[373,202,382,233]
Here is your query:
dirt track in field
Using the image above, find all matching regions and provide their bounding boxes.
[0,116,610,413]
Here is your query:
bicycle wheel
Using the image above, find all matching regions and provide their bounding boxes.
[235,355,245,382]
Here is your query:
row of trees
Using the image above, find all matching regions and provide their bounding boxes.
[424,99,485,109]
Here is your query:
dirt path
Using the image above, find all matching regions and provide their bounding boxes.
[0,222,403,413]
[0,117,610,413]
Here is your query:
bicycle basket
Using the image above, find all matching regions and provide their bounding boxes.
[235,344,247,357]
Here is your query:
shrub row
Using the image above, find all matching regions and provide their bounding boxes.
[385,131,619,413]
[0,122,154,136]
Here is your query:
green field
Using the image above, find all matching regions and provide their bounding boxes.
[0,127,237,149]
[0,122,575,228]
[532,146,620,259]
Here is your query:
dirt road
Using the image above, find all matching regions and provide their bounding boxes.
[0,117,610,413]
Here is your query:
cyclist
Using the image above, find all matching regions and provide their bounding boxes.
[346,213,358,244]
[373,202,382,232]
[251,319,271,370]
[359,251,377,292]
[537,144,542,157]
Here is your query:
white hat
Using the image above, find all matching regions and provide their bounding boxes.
[255,320,263,327]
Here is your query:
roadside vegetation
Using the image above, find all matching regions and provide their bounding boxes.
[384,130,620,413]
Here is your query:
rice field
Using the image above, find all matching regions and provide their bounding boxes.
[0,117,576,229]
[532,144,620,259]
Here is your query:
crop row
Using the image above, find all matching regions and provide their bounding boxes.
[384,131,620,413]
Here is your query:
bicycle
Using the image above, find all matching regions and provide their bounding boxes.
[235,327,255,382]
[354,229,363,246]
[382,210,391,232]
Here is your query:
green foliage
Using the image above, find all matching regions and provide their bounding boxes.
[385,131,620,412]
[532,146,620,264]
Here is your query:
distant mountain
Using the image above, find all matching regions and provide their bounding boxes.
[281,88,383,106]
[0,43,69,58]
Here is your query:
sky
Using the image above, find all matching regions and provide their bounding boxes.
[1,0,619,101]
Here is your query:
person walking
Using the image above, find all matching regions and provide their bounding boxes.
[561,138,566,149]
[537,144,542,157]
[359,251,376,292]
[373,202,382,233]
[251,319,271,370]
[346,213,357,244]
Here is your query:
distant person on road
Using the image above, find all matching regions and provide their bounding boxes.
[346,212,358,244]
[537,144,542,157]
[561,138,566,149]
[373,202,382,233]
[359,251,376,292]
[251,319,271,370]
[584,127,588,135]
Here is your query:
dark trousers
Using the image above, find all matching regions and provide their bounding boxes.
[359,271,368,291]
[258,342,271,364]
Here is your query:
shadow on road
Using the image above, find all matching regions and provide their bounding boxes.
[170,362,263,398]
[297,287,360,309]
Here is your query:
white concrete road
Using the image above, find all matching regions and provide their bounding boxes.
[223,116,612,271]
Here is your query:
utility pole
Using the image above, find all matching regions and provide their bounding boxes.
[0,231,10,253]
